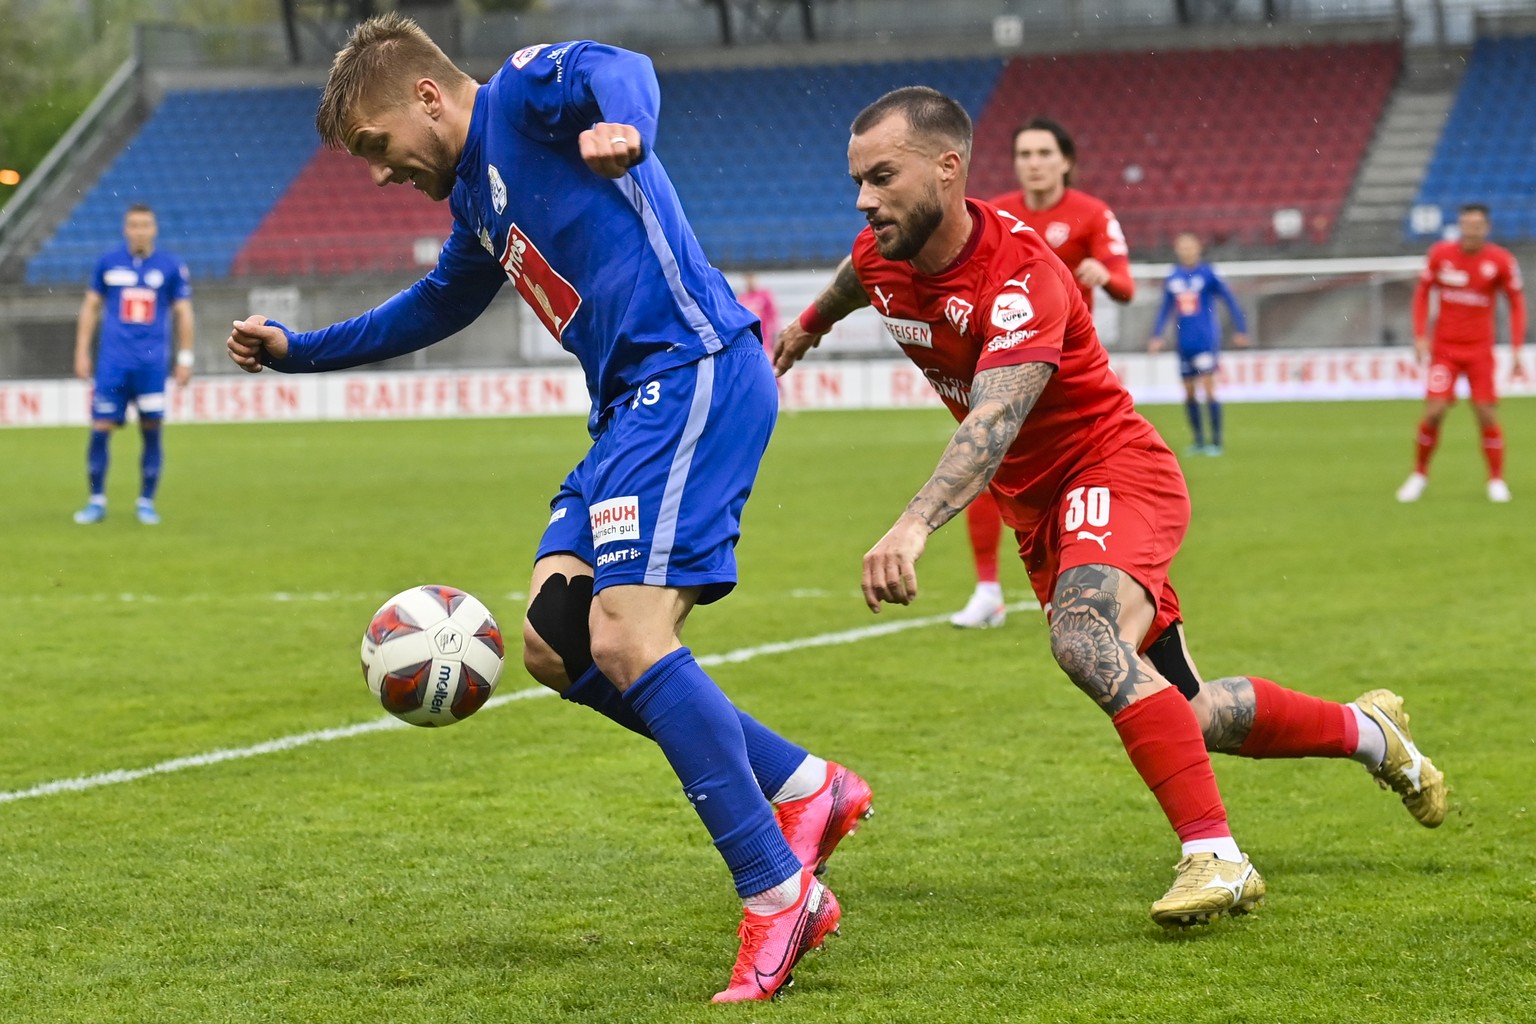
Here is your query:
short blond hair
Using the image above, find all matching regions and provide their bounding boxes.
[315,12,475,149]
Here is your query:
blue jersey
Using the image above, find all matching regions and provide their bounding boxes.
[266,41,758,437]
[1153,263,1247,354]
[90,246,192,372]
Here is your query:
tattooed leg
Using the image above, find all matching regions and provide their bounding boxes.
[1049,564,1168,714]
[1194,676,1257,753]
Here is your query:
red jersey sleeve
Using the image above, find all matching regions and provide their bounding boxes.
[1505,253,1526,349]
[976,256,1071,375]
[1412,246,1438,337]
[1091,205,1135,303]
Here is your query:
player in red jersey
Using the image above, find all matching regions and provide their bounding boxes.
[950,117,1135,630]
[777,86,1447,926]
[1397,203,1528,503]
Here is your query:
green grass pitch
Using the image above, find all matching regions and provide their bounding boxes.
[1,399,1532,1023]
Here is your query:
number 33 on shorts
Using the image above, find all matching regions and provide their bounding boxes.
[1064,486,1113,550]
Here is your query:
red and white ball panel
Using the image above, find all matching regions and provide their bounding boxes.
[360,585,505,727]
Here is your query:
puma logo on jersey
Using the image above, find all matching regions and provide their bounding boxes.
[1075,529,1112,551]
[874,286,893,315]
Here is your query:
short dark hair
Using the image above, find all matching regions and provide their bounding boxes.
[125,202,154,217]
[1013,116,1076,186]
[851,86,972,160]
[1459,202,1491,219]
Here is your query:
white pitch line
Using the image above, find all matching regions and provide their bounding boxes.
[0,605,1031,807]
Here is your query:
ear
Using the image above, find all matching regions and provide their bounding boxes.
[937,149,964,185]
[416,78,443,116]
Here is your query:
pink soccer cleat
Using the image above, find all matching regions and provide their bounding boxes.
[775,762,874,875]
[712,870,841,1003]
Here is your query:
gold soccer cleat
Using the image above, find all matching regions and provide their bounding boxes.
[1353,689,1447,828]
[1150,853,1266,928]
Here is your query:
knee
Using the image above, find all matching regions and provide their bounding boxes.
[524,573,595,690]
[521,618,567,688]
[1049,620,1118,710]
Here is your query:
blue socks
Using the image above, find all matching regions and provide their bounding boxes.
[140,424,163,501]
[1184,398,1204,447]
[87,429,110,496]
[564,663,807,803]
[1207,400,1223,448]
[622,648,802,898]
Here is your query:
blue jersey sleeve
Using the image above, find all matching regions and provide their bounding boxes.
[1209,269,1247,333]
[266,220,505,373]
[89,255,108,296]
[1152,275,1176,336]
[171,260,193,302]
[504,41,660,153]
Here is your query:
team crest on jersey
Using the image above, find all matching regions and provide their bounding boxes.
[488,165,508,214]
[1045,221,1071,249]
[944,296,974,335]
[499,223,583,341]
[511,44,548,69]
[1481,260,1498,279]
[143,268,164,289]
[990,279,1035,332]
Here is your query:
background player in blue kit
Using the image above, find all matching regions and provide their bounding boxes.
[1148,231,1249,456]
[72,203,195,525]
[225,15,867,1003]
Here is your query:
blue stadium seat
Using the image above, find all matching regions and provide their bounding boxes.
[1410,35,1536,242]
[26,86,321,285]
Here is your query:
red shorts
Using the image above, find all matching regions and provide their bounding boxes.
[1426,344,1496,404]
[1007,439,1190,652]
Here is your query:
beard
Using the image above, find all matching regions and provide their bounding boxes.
[416,126,459,201]
[874,186,944,262]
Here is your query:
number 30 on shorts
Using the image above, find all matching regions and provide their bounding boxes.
[1063,486,1111,531]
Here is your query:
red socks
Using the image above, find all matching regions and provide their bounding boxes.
[1235,677,1357,759]
[965,489,1003,583]
[1415,418,1441,474]
[1113,688,1229,842]
[1482,424,1505,480]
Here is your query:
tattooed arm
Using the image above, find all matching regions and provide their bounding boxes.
[860,360,1055,612]
[774,256,870,376]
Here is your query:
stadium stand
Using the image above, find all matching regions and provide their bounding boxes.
[1409,35,1536,241]
[969,42,1402,251]
[24,41,1401,283]
[24,87,320,285]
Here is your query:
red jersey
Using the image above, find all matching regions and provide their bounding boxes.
[1413,239,1526,349]
[853,199,1158,533]
[986,187,1133,311]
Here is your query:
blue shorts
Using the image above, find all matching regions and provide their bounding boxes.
[1178,348,1220,379]
[536,341,777,604]
[92,362,167,423]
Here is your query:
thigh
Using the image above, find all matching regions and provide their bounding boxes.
[579,343,777,604]
[1466,346,1498,405]
[1023,440,1190,651]
[1425,350,1463,403]
[128,364,168,421]
[91,365,132,425]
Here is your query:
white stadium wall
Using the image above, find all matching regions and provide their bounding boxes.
[1,346,1525,428]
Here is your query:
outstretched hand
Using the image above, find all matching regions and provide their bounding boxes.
[861,514,930,613]
[227,315,288,373]
[773,321,822,377]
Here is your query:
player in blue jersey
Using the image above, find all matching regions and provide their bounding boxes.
[225,15,866,1002]
[1148,232,1248,456]
[72,203,195,524]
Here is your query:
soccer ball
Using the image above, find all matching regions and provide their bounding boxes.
[360,585,505,727]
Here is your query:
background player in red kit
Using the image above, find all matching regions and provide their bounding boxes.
[951,117,1134,629]
[777,86,1447,927]
[1397,203,1528,503]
